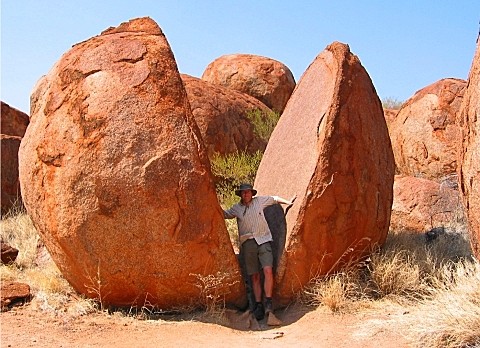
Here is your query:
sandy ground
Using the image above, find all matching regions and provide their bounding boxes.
[1,301,412,348]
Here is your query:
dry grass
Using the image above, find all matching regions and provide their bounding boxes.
[303,230,479,347]
[403,260,480,348]
[0,208,94,317]
[190,271,241,324]
[1,205,40,269]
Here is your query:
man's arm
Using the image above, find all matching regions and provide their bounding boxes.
[223,208,236,219]
[274,195,296,206]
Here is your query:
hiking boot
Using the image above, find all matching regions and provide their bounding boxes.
[253,302,265,321]
[265,298,273,314]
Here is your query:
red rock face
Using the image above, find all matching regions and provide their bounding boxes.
[389,78,466,180]
[391,175,465,233]
[181,74,271,157]
[383,108,398,138]
[0,282,31,309]
[1,102,29,214]
[458,40,480,258]
[19,17,245,309]
[1,241,19,264]
[201,54,296,113]
[1,101,29,137]
[1,135,22,214]
[254,42,395,304]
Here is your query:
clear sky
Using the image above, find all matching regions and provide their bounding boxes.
[1,1,479,114]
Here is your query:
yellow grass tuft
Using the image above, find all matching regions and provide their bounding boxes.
[304,229,479,347]
[404,260,480,348]
[1,206,40,269]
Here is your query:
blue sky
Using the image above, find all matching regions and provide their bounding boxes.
[1,1,479,114]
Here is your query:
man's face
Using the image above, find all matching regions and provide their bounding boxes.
[240,189,253,204]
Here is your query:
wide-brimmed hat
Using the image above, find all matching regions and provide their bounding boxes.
[235,183,257,197]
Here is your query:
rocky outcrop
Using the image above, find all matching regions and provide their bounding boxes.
[1,102,29,214]
[390,175,465,234]
[0,282,31,311]
[254,42,395,305]
[458,40,480,258]
[19,17,245,309]
[1,241,19,264]
[1,135,23,214]
[181,74,272,157]
[389,78,466,180]
[1,101,29,137]
[202,54,295,113]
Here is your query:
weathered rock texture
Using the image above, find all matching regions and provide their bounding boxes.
[1,102,29,214]
[391,175,465,234]
[383,108,398,127]
[383,108,398,135]
[1,241,19,264]
[458,40,480,258]
[1,101,29,137]
[18,17,245,309]
[389,78,466,180]
[1,135,23,214]
[201,54,295,113]
[181,74,272,157]
[0,282,31,310]
[254,42,395,305]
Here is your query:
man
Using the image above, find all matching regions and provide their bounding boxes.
[223,183,295,321]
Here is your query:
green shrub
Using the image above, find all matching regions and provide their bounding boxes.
[211,150,263,198]
[245,108,280,142]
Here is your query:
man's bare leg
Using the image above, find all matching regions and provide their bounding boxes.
[251,272,262,302]
[263,266,274,298]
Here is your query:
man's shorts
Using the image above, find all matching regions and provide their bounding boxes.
[241,239,273,276]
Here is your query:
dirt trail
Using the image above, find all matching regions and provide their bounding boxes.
[1,303,411,348]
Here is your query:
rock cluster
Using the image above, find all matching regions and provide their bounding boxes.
[17,15,480,310]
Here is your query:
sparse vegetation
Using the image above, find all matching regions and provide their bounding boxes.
[302,230,479,347]
[382,97,404,110]
[245,108,281,142]
[191,271,240,324]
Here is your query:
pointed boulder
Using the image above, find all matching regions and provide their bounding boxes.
[254,42,395,305]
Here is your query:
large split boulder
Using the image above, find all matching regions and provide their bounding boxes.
[390,175,465,234]
[18,17,245,309]
[458,40,480,258]
[254,42,395,305]
[389,78,466,180]
[1,102,29,214]
[201,54,296,113]
[181,74,272,157]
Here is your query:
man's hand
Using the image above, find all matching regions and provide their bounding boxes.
[284,194,296,216]
[289,195,297,206]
